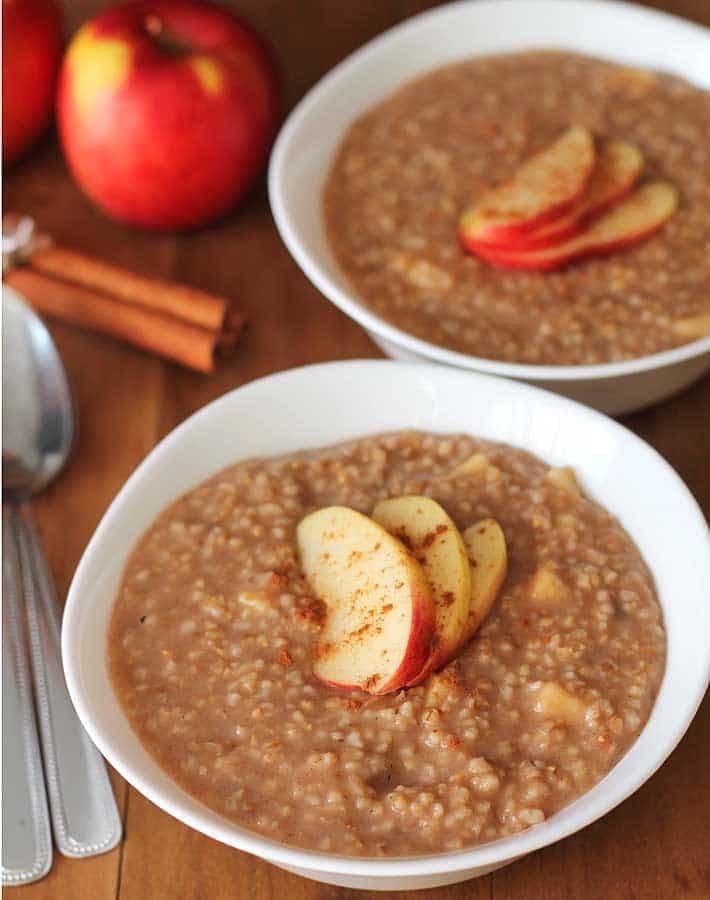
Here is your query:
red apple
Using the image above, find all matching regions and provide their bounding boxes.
[3,0,63,165]
[56,0,279,230]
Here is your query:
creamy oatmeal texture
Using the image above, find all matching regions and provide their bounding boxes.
[109,432,665,856]
[324,51,710,364]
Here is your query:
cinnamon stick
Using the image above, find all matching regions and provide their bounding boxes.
[29,246,230,331]
[5,267,228,373]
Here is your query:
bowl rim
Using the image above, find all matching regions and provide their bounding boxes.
[268,0,710,383]
[63,359,710,878]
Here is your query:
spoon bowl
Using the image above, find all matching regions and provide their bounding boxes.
[2,287,74,498]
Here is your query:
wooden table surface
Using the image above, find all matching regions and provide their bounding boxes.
[5,1,709,897]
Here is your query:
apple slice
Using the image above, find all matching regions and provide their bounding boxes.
[473,140,644,251]
[372,496,471,683]
[460,519,507,646]
[470,181,678,271]
[459,125,595,244]
[545,466,583,498]
[297,506,434,695]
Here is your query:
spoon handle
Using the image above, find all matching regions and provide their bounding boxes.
[14,504,123,858]
[2,506,53,885]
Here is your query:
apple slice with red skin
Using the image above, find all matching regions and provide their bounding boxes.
[459,125,596,244]
[459,519,508,647]
[471,141,644,251]
[297,506,434,695]
[372,496,471,685]
[470,181,678,271]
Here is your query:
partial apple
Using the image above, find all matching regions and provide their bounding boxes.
[3,0,63,165]
[459,125,595,245]
[472,140,644,251]
[471,181,678,271]
[460,519,507,646]
[452,452,501,481]
[674,315,710,340]
[57,0,279,230]
[372,496,471,683]
[297,506,434,695]
[531,681,588,725]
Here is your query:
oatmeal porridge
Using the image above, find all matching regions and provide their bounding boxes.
[323,51,710,365]
[109,432,665,856]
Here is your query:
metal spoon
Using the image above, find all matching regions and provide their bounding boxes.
[2,287,122,885]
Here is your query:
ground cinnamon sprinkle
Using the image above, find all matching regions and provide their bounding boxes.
[277,649,293,667]
[395,531,413,550]
[362,674,382,692]
[422,523,449,549]
[347,622,372,642]
[267,572,290,591]
[314,641,333,661]
[294,597,325,628]
[440,591,456,608]
[343,697,364,711]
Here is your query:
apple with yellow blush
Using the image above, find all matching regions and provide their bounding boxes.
[57,0,279,229]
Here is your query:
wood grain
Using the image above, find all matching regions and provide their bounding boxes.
[4,1,709,898]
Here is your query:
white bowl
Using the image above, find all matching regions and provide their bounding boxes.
[268,0,710,416]
[63,361,709,891]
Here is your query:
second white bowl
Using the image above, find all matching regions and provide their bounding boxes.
[268,0,710,415]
